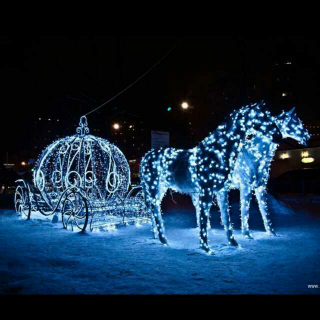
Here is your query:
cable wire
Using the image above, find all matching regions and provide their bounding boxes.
[83,38,182,118]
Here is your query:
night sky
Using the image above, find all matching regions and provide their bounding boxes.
[1,36,319,163]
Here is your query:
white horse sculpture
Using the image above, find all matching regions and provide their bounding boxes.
[140,102,282,254]
[227,107,310,239]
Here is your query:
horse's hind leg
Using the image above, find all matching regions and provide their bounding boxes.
[216,190,238,247]
[149,186,168,246]
[144,190,158,239]
[255,187,276,236]
[192,194,201,229]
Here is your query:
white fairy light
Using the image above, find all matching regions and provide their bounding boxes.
[140,102,310,254]
[231,107,310,238]
[33,116,131,209]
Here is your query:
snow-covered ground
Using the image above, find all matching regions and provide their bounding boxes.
[1,194,320,295]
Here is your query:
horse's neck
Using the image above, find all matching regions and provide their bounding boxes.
[199,122,244,162]
[248,136,274,154]
[238,137,279,179]
[198,105,277,161]
[243,139,275,160]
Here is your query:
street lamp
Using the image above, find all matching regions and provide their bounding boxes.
[113,123,120,130]
[181,102,189,110]
[21,162,26,166]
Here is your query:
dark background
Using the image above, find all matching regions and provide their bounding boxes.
[0,36,319,166]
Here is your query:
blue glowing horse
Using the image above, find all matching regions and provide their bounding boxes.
[228,108,310,239]
[140,102,281,254]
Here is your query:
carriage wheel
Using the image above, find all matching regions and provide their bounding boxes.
[62,191,89,232]
[14,185,31,220]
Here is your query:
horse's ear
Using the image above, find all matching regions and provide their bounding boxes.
[277,107,296,127]
[288,107,296,117]
[275,111,286,124]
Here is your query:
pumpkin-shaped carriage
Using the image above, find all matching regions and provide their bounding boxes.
[14,116,150,232]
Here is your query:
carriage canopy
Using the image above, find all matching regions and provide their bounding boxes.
[33,116,131,209]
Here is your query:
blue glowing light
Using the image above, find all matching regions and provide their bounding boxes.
[140,102,310,254]
[33,116,131,209]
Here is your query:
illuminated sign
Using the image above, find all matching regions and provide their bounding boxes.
[302,157,315,164]
[280,153,290,160]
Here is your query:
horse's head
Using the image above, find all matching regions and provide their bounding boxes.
[275,108,310,146]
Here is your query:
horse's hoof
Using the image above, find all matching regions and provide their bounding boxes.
[268,231,278,237]
[160,238,169,246]
[207,249,215,256]
[200,245,215,255]
[243,232,254,240]
[229,239,239,247]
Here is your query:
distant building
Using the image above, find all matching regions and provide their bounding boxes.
[272,147,320,179]
[109,114,148,160]
[3,164,14,169]
[306,124,320,147]
[266,61,297,106]
[270,120,320,178]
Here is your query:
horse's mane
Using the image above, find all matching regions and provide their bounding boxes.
[202,101,268,147]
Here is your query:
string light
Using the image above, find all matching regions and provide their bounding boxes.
[231,107,310,238]
[140,102,310,254]
[33,116,131,209]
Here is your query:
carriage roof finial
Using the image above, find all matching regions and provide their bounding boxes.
[77,116,90,136]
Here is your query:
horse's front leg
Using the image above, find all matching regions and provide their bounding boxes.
[240,184,254,239]
[198,193,214,254]
[255,186,276,236]
[216,190,238,247]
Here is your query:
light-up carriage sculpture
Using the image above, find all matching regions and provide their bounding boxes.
[14,116,149,232]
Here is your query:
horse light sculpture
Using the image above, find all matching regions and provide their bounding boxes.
[140,102,280,254]
[229,107,310,238]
